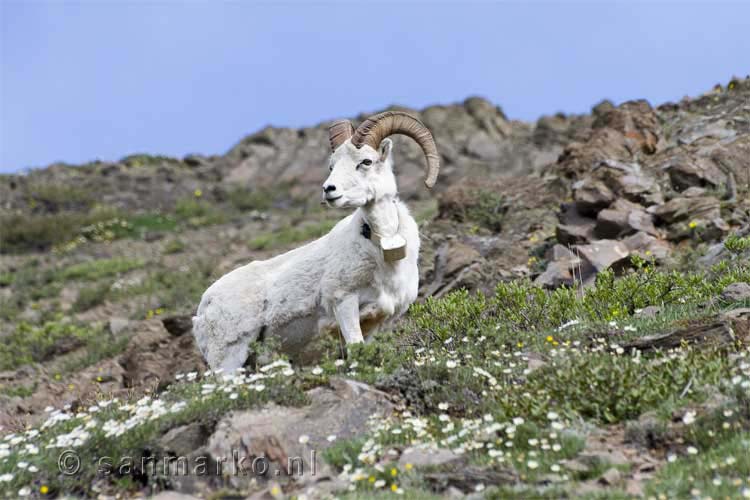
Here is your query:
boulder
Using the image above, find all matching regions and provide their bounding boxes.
[572,179,616,216]
[206,379,394,486]
[662,155,725,191]
[398,446,463,468]
[622,232,671,260]
[159,423,212,458]
[593,159,663,205]
[595,199,658,239]
[557,202,596,244]
[535,244,587,289]
[108,317,131,336]
[649,196,720,224]
[576,240,631,272]
[721,282,750,303]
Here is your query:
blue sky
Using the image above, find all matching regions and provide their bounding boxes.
[1,1,748,174]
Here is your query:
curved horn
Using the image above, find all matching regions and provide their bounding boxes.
[328,120,355,151]
[351,111,440,188]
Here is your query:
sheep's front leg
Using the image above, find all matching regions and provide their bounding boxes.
[333,294,364,345]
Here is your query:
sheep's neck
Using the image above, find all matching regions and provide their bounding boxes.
[362,197,399,239]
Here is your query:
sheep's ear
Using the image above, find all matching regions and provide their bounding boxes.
[378,138,393,163]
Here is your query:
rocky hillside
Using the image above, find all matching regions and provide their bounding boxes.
[0,77,749,499]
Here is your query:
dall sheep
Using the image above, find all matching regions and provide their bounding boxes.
[192,111,440,370]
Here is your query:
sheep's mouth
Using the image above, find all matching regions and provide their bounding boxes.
[325,195,343,202]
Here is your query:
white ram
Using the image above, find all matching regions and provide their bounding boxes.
[192,111,440,370]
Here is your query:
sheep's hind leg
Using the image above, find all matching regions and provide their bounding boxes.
[333,294,364,345]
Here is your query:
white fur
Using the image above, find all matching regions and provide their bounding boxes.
[193,138,421,370]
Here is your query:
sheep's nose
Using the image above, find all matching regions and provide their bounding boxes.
[323,184,337,193]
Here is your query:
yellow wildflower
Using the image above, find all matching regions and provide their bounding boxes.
[40,485,49,494]
[194,189,203,198]
[391,467,398,477]
[404,463,413,471]
[391,484,399,492]
[688,220,698,229]
[546,335,554,343]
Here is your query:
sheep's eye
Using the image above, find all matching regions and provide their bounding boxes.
[357,159,373,170]
[328,164,334,172]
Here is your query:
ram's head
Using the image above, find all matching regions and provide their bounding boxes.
[322,111,440,208]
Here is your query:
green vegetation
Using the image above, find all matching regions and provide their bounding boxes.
[0,321,108,371]
[25,182,94,212]
[227,186,274,211]
[162,238,186,254]
[120,153,182,168]
[174,196,226,227]
[647,432,750,499]
[122,259,216,316]
[453,189,507,231]
[0,211,106,253]
[59,257,143,281]
[724,233,750,256]
[72,282,112,312]
[248,219,337,250]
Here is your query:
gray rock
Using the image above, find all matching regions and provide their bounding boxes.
[636,305,662,318]
[398,446,463,468]
[598,467,622,486]
[595,159,662,204]
[557,203,596,244]
[622,232,671,260]
[150,493,202,500]
[535,245,589,289]
[108,317,130,336]
[649,196,720,224]
[577,240,631,272]
[572,179,616,215]
[595,199,658,239]
[159,423,211,458]
[681,186,707,197]
[721,282,750,303]
[206,378,394,486]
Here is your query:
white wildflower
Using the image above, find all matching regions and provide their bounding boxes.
[682,411,696,425]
